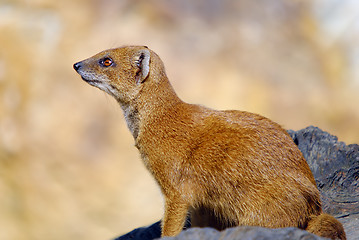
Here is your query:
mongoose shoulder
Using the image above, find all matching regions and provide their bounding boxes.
[74,45,346,240]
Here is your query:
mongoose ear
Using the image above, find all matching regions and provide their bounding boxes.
[134,49,150,84]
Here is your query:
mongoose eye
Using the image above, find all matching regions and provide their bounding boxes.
[99,57,113,67]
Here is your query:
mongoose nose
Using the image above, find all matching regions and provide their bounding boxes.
[73,62,82,71]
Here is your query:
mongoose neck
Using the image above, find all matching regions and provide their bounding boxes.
[121,75,183,141]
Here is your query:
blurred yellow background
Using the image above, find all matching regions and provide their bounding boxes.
[0,0,358,239]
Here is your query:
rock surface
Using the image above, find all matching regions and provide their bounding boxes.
[114,126,359,240]
[161,226,327,240]
[116,221,326,240]
[288,126,359,240]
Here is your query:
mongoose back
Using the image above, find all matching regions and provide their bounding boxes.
[73,46,346,239]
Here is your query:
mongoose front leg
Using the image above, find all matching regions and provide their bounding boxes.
[161,196,189,237]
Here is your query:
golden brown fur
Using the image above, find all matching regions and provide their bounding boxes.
[73,46,346,239]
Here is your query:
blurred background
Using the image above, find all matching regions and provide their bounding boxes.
[0,0,358,239]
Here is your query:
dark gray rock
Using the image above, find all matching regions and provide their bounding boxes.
[160,226,326,240]
[288,126,359,240]
[114,221,162,240]
[114,222,326,240]
[288,126,359,217]
[114,126,359,240]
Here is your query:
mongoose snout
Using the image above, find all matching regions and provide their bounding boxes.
[73,62,81,71]
[73,45,346,240]
[73,62,91,82]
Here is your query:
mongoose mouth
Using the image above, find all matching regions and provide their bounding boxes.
[80,76,89,81]
[81,76,102,84]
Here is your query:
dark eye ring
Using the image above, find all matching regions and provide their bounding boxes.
[100,57,113,67]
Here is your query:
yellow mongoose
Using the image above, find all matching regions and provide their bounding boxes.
[73,46,346,239]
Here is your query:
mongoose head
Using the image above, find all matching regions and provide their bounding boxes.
[73,46,161,103]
